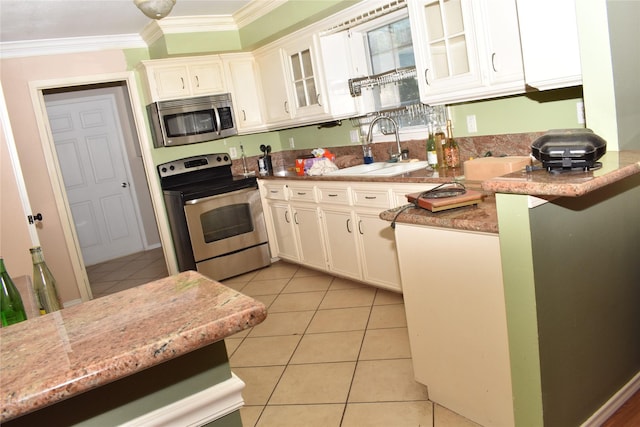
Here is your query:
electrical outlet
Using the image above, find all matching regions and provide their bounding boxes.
[289,137,295,148]
[466,115,477,133]
[229,147,237,158]
[577,101,585,124]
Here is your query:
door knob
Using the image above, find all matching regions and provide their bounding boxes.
[121,182,128,188]
[28,213,43,224]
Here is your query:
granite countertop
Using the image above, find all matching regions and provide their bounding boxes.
[258,150,640,233]
[259,164,464,184]
[0,271,267,422]
[380,194,498,234]
[482,151,640,197]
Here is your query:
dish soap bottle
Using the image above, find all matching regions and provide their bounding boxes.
[1,258,27,326]
[426,124,438,168]
[444,119,460,168]
[30,246,62,314]
[362,136,374,164]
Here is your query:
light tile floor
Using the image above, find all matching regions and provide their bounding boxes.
[222,262,480,427]
[88,251,480,426]
[86,247,168,298]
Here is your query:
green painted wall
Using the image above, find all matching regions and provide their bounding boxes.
[496,174,640,427]
[239,0,361,50]
[450,87,584,137]
[161,31,243,56]
[529,174,640,426]
[495,193,543,427]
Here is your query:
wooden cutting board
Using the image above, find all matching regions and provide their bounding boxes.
[406,190,484,212]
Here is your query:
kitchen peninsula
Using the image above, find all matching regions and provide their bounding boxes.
[387,150,640,427]
[0,271,267,426]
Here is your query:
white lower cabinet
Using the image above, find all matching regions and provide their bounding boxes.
[320,206,401,292]
[395,223,514,427]
[259,179,433,293]
[290,203,326,270]
[267,202,299,261]
[355,209,401,289]
[261,181,325,269]
[321,208,361,280]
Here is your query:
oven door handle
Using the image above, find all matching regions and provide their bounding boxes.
[184,186,256,205]
[213,106,222,136]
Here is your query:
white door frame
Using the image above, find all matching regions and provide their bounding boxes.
[29,72,178,302]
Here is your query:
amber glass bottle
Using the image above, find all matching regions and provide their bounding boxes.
[444,120,460,168]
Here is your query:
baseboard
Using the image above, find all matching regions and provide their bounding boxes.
[144,242,162,251]
[62,298,83,308]
[121,373,245,427]
[581,371,640,426]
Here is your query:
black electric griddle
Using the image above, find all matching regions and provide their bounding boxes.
[531,129,606,172]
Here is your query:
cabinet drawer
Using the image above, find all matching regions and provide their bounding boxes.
[289,186,317,202]
[352,188,391,208]
[264,184,288,200]
[317,187,351,205]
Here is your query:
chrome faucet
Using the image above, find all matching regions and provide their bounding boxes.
[367,116,402,161]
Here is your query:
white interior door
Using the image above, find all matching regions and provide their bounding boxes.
[45,95,143,265]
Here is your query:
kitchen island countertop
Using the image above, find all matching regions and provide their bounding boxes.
[481,150,640,197]
[0,270,267,422]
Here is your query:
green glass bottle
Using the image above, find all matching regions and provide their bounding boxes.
[30,246,62,314]
[1,258,27,327]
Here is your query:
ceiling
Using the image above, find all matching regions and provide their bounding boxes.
[0,0,253,44]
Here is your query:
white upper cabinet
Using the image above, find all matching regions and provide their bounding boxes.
[282,36,329,120]
[255,31,348,129]
[222,53,266,133]
[140,56,227,102]
[515,0,582,90]
[254,47,293,125]
[408,0,525,104]
[409,0,482,102]
[317,31,358,118]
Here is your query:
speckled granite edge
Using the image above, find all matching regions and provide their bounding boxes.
[0,271,267,422]
[481,151,640,197]
[380,195,498,234]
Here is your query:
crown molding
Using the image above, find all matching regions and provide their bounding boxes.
[0,35,147,59]
[139,15,239,46]
[233,0,288,28]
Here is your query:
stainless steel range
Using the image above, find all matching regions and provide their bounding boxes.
[158,153,270,281]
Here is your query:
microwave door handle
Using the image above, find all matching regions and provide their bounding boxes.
[213,107,221,136]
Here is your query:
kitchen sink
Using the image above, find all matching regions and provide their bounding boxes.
[326,161,430,177]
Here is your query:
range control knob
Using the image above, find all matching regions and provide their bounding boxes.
[216,156,222,162]
[169,165,175,170]
[160,167,167,173]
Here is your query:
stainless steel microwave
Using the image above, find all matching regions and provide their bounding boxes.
[147,94,237,148]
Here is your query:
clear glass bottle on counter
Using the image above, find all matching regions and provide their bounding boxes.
[444,119,460,168]
[30,246,62,314]
[434,123,446,168]
[426,123,438,168]
[0,258,27,327]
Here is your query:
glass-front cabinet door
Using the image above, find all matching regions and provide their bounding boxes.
[282,37,328,119]
[409,0,482,103]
